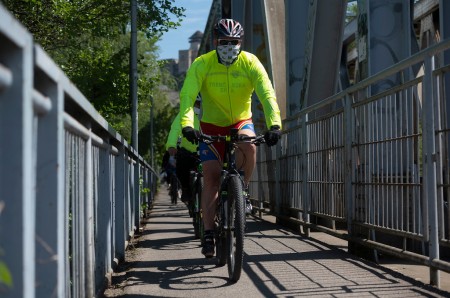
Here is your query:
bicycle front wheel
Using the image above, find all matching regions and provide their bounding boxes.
[226,175,245,282]
[193,176,204,241]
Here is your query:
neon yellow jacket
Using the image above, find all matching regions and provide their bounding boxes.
[165,112,200,153]
[179,50,282,130]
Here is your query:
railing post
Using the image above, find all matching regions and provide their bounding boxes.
[275,137,282,215]
[301,114,310,236]
[134,156,140,231]
[0,6,34,297]
[114,146,126,263]
[33,45,68,297]
[344,93,353,237]
[125,154,133,241]
[422,54,440,287]
[84,123,95,297]
[94,140,113,292]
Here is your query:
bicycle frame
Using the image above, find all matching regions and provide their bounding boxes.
[219,130,243,228]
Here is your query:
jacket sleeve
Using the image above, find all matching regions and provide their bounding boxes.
[180,57,205,128]
[165,113,182,150]
[250,54,282,129]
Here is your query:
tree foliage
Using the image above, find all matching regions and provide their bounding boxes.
[2,0,183,165]
[2,0,185,52]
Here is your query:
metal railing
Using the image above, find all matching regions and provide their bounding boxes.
[0,5,157,298]
[250,36,450,288]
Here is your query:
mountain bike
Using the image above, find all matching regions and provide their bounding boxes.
[189,157,204,242]
[199,128,265,282]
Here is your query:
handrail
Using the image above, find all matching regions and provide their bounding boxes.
[0,63,12,91]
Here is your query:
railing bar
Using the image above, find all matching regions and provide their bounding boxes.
[90,132,105,149]
[284,38,450,121]
[32,89,52,115]
[63,113,116,151]
[0,63,12,91]
[433,63,450,75]
[110,145,119,156]
[64,113,90,140]
[352,77,422,110]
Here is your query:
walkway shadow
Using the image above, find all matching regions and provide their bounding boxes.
[242,218,450,297]
[106,197,450,297]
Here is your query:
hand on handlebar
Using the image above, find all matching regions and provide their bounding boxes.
[182,127,201,144]
[264,125,281,147]
[199,133,265,145]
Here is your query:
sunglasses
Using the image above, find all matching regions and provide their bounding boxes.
[218,39,240,46]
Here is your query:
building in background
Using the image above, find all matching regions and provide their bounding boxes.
[162,58,179,77]
[160,30,203,106]
[177,30,203,75]
[161,31,203,78]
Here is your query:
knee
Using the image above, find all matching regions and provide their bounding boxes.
[249,143,256,155]
[204,175,220,188]
[241,143,256,157]
[203,169,221,189]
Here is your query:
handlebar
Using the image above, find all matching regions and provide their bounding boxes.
[198,133,266,146]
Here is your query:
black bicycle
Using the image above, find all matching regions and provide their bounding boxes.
[189,156,204,242]
[199,128,265,282]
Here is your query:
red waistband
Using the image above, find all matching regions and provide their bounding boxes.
[200,119,253,135]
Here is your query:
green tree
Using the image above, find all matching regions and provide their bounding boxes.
[138,91,178,168]
[2,0,185,53]
[2,0,185,163]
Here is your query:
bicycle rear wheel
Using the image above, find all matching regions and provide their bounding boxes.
[170,175,178,205]
[226,175,245,282]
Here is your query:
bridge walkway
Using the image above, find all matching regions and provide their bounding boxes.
[103,189,450,298]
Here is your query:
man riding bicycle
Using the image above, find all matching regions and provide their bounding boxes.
[165,95,202,204]
[179,18,282,258]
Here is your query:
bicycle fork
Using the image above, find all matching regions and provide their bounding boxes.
[219,172,229,231]
[219,173,239,231]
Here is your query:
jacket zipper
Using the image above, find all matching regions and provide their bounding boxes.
[227,67,233,123]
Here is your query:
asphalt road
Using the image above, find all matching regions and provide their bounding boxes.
[103,188,450,298]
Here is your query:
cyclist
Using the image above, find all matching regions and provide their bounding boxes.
[179,18,282,258]
[165,95,202,205]
[160,151,176,189]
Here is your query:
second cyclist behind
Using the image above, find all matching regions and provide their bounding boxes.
[165,95,202,205]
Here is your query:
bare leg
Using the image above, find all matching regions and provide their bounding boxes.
[237,128,257,186]
[201,160,222,231]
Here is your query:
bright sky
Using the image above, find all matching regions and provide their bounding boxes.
[157,0,213,60]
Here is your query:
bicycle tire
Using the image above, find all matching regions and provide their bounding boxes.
[226,175,245,282]
[215,229,227,267]
[215,186,227,267]
[170,175,178,205]
[193,176,204,241]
